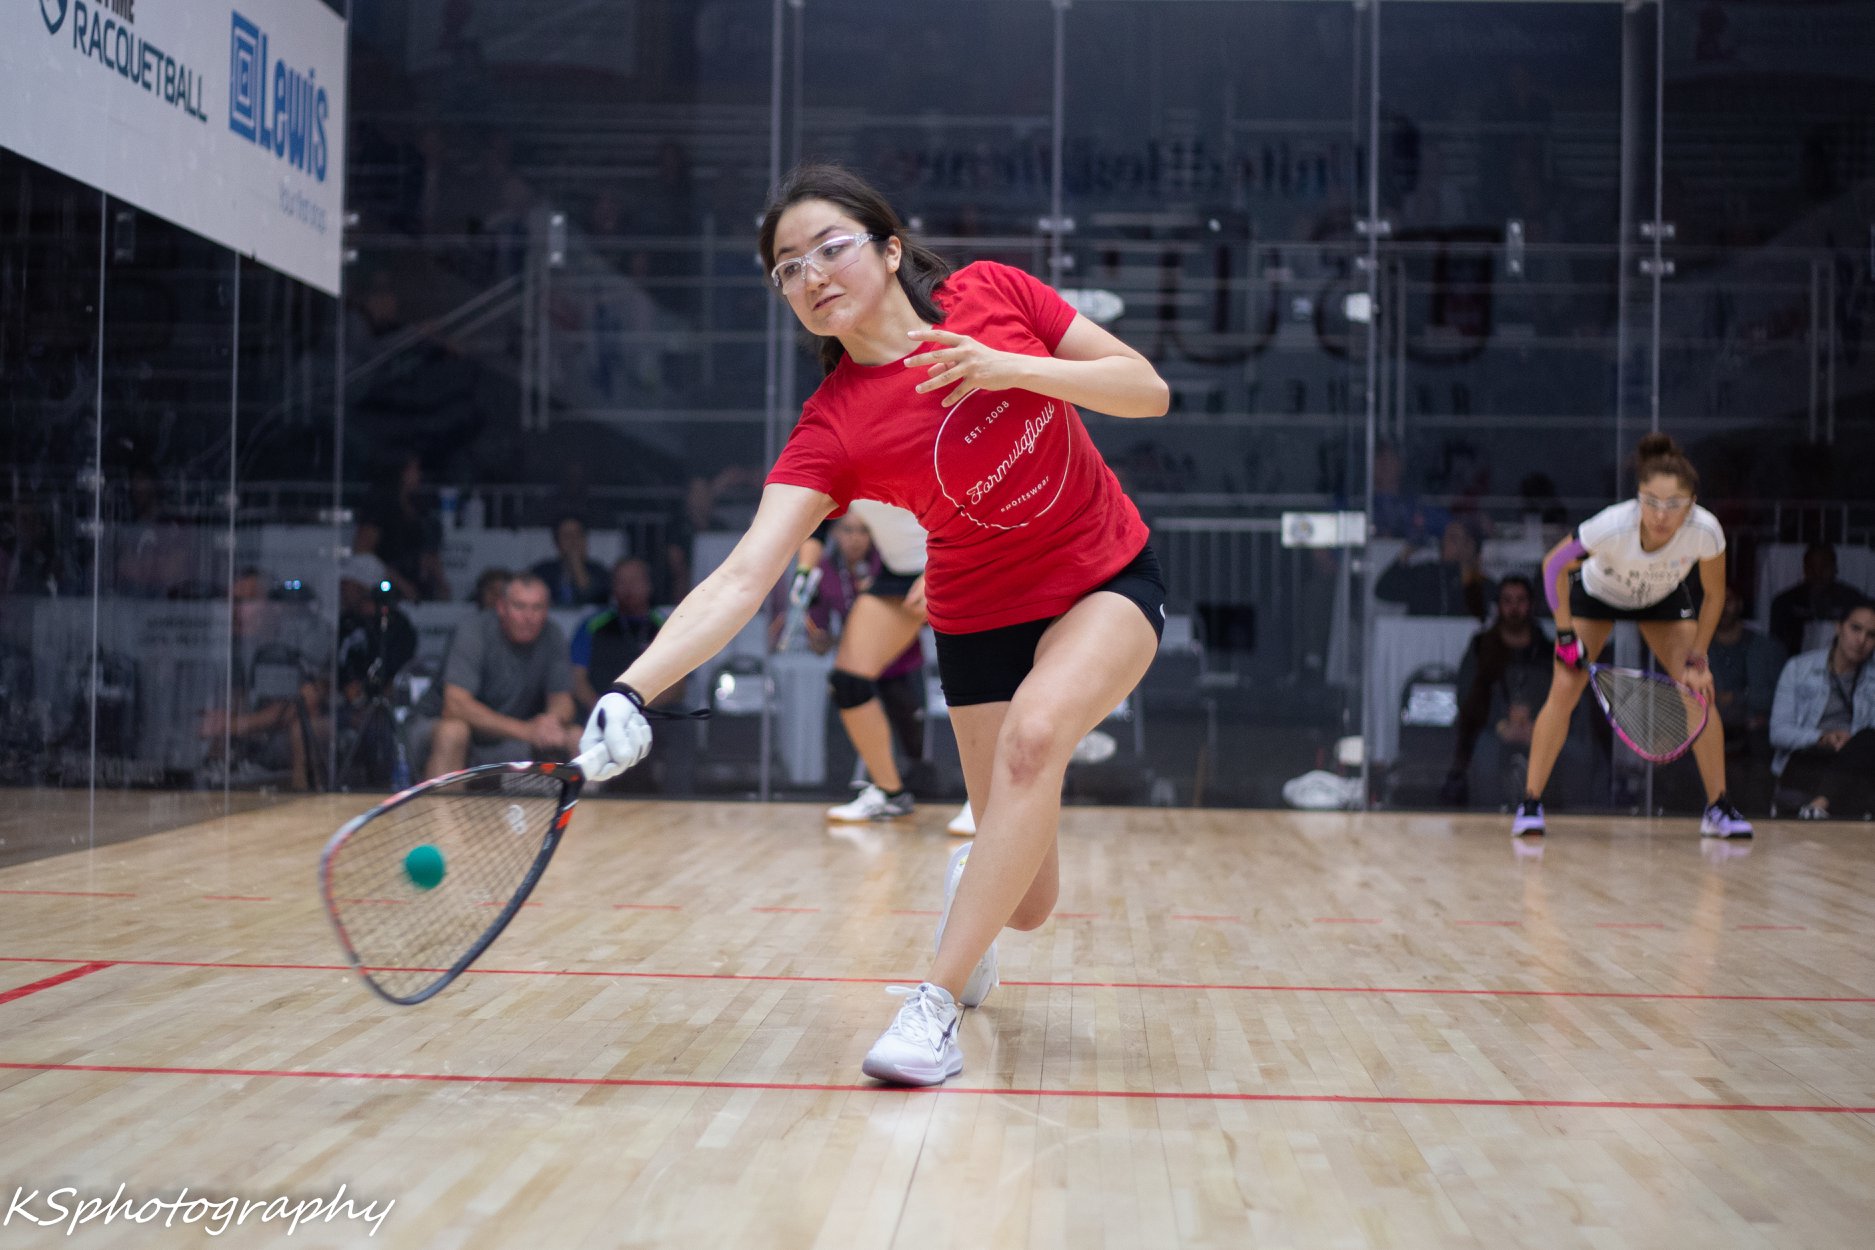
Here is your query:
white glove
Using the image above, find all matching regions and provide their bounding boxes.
[578,687,652,781]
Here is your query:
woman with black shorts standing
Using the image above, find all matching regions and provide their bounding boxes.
[577,163,1170,1085]
[1516,433,1753,840]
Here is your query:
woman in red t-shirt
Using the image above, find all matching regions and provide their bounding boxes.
[579,164,1169,1086]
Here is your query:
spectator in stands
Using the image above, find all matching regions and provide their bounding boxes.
[113,461,191,598]
[336,556,417,707]
[1367,441,1448,543]
[571,557,670,717]
[470,567,511,611]
[1770,601,1875,820]
[356,454,449,602]
[421,572,581,777]
[1442,574,1552,805]
[1769,542,1865,657]
[1376,518,1493,619]
[199,568,328,789]
[531,514,611,607]
[1709,584,1784,747]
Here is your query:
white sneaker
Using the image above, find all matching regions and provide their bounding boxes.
[861,983,963,1086]
[827,783,914,823]
[935,842,999,1007]
[946,804,976,836]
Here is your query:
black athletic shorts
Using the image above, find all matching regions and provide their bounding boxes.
[1568,568,1703,622]
[933,543,1166,707]
[864,569,921,599]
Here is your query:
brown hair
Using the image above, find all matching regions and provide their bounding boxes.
[1634,432,1699,496]
[757,163,952,374]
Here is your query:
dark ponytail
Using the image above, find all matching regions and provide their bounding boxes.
[1634,432,1699,495]
[757,163,952,375]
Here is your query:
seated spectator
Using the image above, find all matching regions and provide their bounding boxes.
[571,557,671,716]
[1376,519,1493,619]
[531,514,610,607]
[1442,575,1551,805]
[199,568,329,789]
[1770,602,1875,819]
[470,567,511,612]
[356,455,449,602]
[421,573,581,777]
[1709,585,1784,743]
[1770,542,1865,657]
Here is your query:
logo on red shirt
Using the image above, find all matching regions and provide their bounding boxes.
[932,388,1070,531]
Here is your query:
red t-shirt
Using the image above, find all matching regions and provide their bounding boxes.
[766,261,1150,633]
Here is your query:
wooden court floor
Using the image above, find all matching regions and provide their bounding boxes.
[2,794,1873,1249]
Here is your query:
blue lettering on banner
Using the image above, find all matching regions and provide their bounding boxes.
[229,10,329,183]
[59,0,207,122]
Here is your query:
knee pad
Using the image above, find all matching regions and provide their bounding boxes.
[828,669,878,710]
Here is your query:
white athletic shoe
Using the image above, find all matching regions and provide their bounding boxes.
[861,982,963,1086]
[946,804,976,837]
[935,842,999,1008]
[827,784,914,823]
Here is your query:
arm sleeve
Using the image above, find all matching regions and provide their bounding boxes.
[1768,659,1817,752]
[1543,536,1589,614]
[765,403,858,512]
[980,261,1077,351]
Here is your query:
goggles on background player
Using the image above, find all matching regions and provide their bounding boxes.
[1638,492,1693,514]
[770,233,877,292]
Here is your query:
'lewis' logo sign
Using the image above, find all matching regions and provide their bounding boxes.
[229,9,329,181]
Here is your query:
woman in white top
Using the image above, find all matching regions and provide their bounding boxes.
[1516,433,1753,839]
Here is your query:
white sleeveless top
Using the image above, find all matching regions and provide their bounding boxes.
[1577,499,1724,610]
[847,500,927,576]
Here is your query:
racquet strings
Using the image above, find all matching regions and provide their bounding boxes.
[325,771,565,1001]
[1593,667,1703,761]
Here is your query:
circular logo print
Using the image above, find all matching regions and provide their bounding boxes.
[931,388,1071,531]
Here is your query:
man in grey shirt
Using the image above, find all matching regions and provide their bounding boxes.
[423,572,581,776]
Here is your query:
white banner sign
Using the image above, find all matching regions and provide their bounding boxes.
[1,0,348,296]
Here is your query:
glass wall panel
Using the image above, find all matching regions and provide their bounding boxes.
[1064,0,1366,807]
[95,207,239,835]
[0,153,103,864]
[1370,1,1633,816]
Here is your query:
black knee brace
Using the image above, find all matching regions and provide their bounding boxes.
[828,668,878,710]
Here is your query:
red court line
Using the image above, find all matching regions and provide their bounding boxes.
[2,1059,1868,1116]
[0,890,138,899]
[0,963,114,1006]
[751,907,820,914]
[201,895,272,903]
[2,956,1869,1005]
[1170,914,1239,922]
[1314,918,1382,925]
[613,904,682,911]
[1596,923,1667,930]
[1454,921,1522,927]
[1738,925,1807,931]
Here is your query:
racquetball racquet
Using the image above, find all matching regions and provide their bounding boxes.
[318,748,608,1005]
[1588,663,1710,764]
[775,564,822,652]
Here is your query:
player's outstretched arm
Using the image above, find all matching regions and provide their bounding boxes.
[612,483,833,702]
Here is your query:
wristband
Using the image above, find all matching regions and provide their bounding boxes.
[608,679,711,721]
[1683,653,1708,672]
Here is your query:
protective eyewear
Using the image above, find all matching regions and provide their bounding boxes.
[770,233,877,292]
